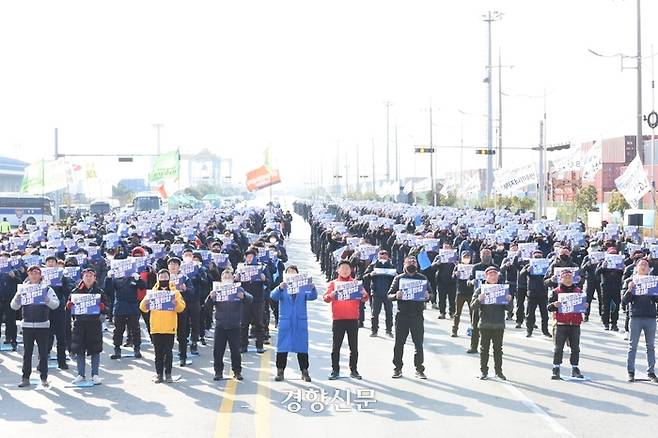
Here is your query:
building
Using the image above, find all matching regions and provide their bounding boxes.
[0,156,28,192]
[181,148,232,188]
[549,135,652,203]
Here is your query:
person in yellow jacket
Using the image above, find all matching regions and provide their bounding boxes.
[0,217,11,234]
[140,269,186,383]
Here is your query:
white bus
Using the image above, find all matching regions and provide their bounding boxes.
[90,198,120,215]
[133,192,165,212]
[0,193,54,227]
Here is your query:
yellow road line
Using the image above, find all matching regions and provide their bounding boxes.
[214,379,237,438]
[255,348,272,438]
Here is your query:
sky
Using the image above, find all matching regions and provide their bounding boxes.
[0,0,657,192]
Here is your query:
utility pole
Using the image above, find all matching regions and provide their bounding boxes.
[385,101,393,182]
[54,128,59,160]
[460,122,464,190]
[483,11,502,195]
[335,141,341,197]
[356,144,361,194]
[345,151,349,194]
[429,105,436,206]
[637,0,643,160]
[498,50,503,168]
[538,120,545,218]
[395,125,399,181]
[153,123,163,155]
[371,138,376,193]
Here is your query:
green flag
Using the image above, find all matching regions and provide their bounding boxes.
[149,150,180,183]
[20,159,69,194]
[20,160,45,194]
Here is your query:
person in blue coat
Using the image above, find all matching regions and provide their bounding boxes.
[270,265,317,382]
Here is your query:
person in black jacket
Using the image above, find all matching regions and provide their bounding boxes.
[44,255,70,369]
[621,258,658,382]
[106,268,146,360]
[544,245,580,290]
[500,242,519,321]
[362,250,397,337]
[168,257,195,366]
[0,252,25,351]
[521,249,552,338]
[207,268,252,381]
[66,268,109,385]
[239,249,268,354]
[621,250,645,334]
[471,266,512,380]
[466,249,496,354]
[451,251,474,337]
[596,248,624,331]
[434,243,457,319]
[388,256,431,379]
[513,254,530,328]
[580,245,602,321]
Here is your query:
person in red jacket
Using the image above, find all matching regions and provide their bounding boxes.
[323,260,369,380]
[547,269,588,380]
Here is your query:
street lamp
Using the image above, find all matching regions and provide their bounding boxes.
[482,10,503,196]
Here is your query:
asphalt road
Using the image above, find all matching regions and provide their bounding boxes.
[1,213,657,438]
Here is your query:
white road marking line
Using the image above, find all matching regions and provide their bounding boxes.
[502,382,576,438]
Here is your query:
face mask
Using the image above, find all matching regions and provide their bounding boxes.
[183,256,193,263]
[481,255,492,264]
[107,255,114,260]
[405,265,418,274]
[159,280,169,289]
[269,238,277,244]
[378,258,387,263]
[560,254,569,261]
[194,261,202,267]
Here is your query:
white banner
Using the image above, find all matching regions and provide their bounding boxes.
[376,180,401,196]
[460,174,481,198]
[614,155,650,209]
[551,150,582,175]
[440,177,461,196]
[412,178,432,193]
[493,164,537,196]
[581,140,602,182]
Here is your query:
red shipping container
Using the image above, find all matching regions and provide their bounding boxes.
[601,163,624,192]
[602,137,627,164]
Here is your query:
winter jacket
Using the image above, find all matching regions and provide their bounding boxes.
[621,276,658,319]
[595,262,624,294]
[206,286,252,329]
[323,276,368,320]
[107,276,146,316]
[68,282,108,355]
[10,283,59,328]
[387,272,430,318]
[0,268,25,301]
[139,284,186,334]
[362,260,397,298]
[270,283,318,353]
[544,257,579,289]
[547,283,583,325]
[520,263,548,299]
[239,262,268,303]
[471,284,512,330]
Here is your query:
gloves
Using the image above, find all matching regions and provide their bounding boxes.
[132,272,140,281]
